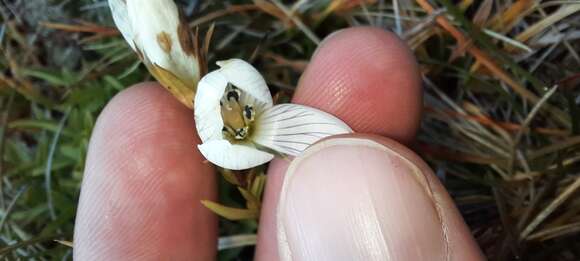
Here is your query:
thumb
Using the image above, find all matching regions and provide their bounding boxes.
[256,26,423,260]
[276,135,484,261]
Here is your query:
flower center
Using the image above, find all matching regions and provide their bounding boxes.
[220,85,255,140]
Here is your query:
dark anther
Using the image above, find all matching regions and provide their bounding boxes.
[222,127,227,132]
[244,105,253,119]
[227,90,240,101]
[234,128,247,138]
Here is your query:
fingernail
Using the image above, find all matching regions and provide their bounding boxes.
[277,137,448,261]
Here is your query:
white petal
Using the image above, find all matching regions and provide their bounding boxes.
[127,0,200,86]
[199,140,274,170]
[216,59,273,108]
[194,70,228,142]
[252,104,352,156]
[109,0,136,51]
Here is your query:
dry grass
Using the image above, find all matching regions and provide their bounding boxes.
[1,0,580,260]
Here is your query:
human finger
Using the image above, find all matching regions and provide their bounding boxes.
[276,135,483,260]
[73,83,217,260]
[255,27,422,259]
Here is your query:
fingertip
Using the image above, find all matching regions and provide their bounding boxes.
[255,160,290,260]
[276,135,483,260]
[74,83,217,260]
[257,27,424,260]
[295,26,422,143]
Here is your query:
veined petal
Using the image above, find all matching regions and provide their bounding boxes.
[252,104,352,156]
[199,140,274,170]
[108,0,136,51]
[216,59,273,108]
[127,0,200,87]
[194,70,228,142]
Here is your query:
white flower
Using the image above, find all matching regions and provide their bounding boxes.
[195,59,352,170]
[108,0,201,108]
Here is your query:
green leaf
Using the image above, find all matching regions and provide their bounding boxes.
[201,200,258,221]
[221,170,240,186]
[59,145,81,161]
[238,187,260,211]
[250,174,267,199]
[103,75,125,91]
[20,68,76,87]
[9,119,73,137]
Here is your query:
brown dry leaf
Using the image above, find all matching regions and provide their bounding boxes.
[521,177,580,239]
[473,0,493,27]
[190,4,258,27]
[448,41,472,62]
[527,221,580,241]
[263,52,308,72]
[253,0,291,27]
[489,0,537,33]
[509,4,580,52]
[41,22,118,36]
[471,0,537,74]
[449,0,494,64]
[417,143,506,165]
[148,64,195,109]
[55,240,73,248]
[458,0,474,10]
[328,0,377,13]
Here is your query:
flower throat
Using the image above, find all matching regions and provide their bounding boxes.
[220,84,255,140]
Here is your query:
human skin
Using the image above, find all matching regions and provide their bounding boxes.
[73,27,483,260]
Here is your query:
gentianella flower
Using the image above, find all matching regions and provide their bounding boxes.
[109,0,203,108]
[195,59,353,170]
